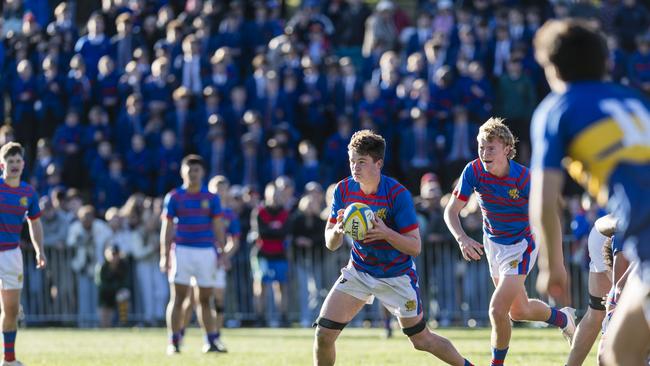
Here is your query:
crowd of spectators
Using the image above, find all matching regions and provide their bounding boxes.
[4,0,640,326]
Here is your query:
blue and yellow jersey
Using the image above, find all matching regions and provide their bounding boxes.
[163,185,223,249]
[0,179,41,251]
[330,175,419,278]
[531,81,650,262]
[453,159,532,245]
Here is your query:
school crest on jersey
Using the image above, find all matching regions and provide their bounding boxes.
[375,208,387,220]
[17,274,23,282]
[508,188,520,200]
[201,200,210,209]
[405,299,417,312]
[19,197,28,207]
[509,260,519,269]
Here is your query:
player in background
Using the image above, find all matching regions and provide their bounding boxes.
[160,155,226,354]
[313,130,474,366]
[566,215,614,366]
[530,18,650,365]
[0,142,46,366]
[179,175,240,352]
[444,118,575,366]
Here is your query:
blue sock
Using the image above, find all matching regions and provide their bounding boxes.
[206,332,218,346]
[214,331,220,340]
[464,359,474,366]
[179,327,186,338]
[3,330,16,361]
[491,347,508,365]
[546,308,568,328]
[169,332,180,347]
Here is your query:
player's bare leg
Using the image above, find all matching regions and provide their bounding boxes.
[166,283,189,354]
[601,274,650,366]
[180,288,195,340]
[313,289,366,366]
[489,276,519,351]
[195,286,218,352]
[566,272,610,366]
[0,289,21,364]
[400,313,471,366]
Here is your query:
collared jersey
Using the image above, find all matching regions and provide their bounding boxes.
[329,175,419,278]
[531,81,650,262]
[453,159,531,245]
[163,185,222,248]
[0,179,41,251]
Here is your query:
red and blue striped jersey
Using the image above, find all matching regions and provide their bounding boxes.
[222,207,241,237]
[163,185,222,249]
[0,179,41,251]
[329,175,419,278]
[453,159,531,245]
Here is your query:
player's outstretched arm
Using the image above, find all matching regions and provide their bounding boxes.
[365,217,421,256]
[27,217,47,269]
[443,195,483,261]
[530,168,567,302]
[324,209,345,251]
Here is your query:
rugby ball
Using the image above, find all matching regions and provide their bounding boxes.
[343,203,375,241]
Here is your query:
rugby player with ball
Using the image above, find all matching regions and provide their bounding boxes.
[312,130,474,366]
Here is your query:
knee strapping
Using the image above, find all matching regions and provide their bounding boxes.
[589,294,606,311]
[312,317,348,330]
[402,318,427,337]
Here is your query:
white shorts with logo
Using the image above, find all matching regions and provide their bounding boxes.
[169,245,218,288]
[0,248,23,290]
[484,235,538,278]
[332,262,421,318]
[588,227,609,273]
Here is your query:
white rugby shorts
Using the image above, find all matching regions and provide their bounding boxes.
[169,245,219,288]
[483,235,537,277]
[332,262,422,318]
[0,248,23,290]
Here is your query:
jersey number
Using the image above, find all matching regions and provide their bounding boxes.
[599,99,650,146]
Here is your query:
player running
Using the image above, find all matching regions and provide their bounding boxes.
[530,18,650,365]
[443,118,575,366]
[160,155,226,354]
[313,130,474,366]
[0,142,46,366]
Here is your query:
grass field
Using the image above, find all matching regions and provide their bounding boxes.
[14,327,594,365]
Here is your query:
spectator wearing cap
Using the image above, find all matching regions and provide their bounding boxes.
[362,0,397,61]
[400,107,440,192]
[126,134,154,195]
[334,57,363,117]
[74,13,112,80]
[111,12,141,71]
[156,129,183,195]
[36,56,66,139]
[628,33,650,95]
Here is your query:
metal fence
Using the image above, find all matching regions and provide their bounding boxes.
[20,236,589,327]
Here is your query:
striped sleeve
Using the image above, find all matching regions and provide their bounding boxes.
[329,181,344,224]
[27,188,41,220]
[162,191,176,219]
[453,161,478,201]
[392,185,419,234]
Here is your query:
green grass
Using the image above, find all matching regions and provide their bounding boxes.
[14,327,594,365]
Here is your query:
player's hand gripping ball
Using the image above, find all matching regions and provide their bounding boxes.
[342,203,375,241]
